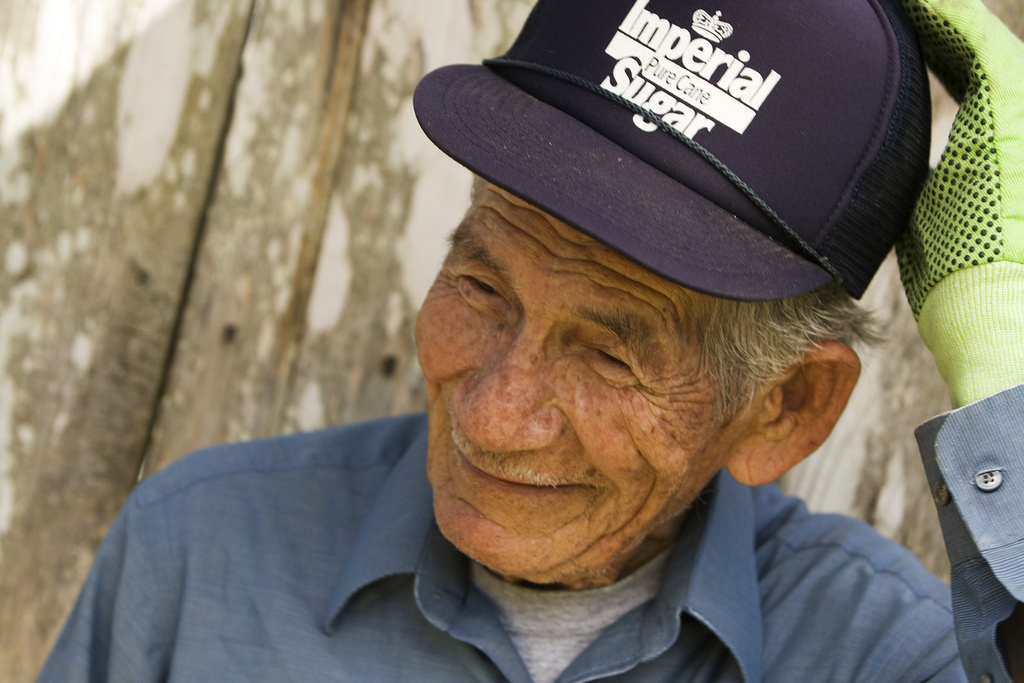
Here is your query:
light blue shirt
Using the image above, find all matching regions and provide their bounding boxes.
[38,386,1024,682]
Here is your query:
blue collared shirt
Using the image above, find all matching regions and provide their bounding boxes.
[40,386,1024,682]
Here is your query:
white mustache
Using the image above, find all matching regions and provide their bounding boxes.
[450,423,580,488]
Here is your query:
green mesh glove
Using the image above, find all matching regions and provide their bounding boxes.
[896,0,1024,408]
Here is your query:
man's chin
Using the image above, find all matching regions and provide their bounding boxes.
[432,492,637,588]
[433,494,582,583]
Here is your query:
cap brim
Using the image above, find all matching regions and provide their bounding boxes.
[414,64,833,301]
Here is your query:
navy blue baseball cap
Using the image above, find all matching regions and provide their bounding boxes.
[414,0,930,300]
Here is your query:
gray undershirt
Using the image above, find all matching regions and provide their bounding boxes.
[470,550,671,683]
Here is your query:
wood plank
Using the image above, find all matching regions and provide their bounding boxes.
[144,0,534,469]
[0,1,253,679]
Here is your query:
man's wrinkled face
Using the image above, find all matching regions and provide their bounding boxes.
[416,186,754,589]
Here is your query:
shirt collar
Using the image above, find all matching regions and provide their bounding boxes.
[322,429,764,682]
[660,469,764,683]
[323,425,434,633]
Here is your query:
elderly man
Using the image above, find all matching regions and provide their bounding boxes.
[39,0,1024,680]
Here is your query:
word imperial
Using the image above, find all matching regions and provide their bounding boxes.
[600,1,782,138]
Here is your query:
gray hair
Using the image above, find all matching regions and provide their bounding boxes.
[471,175,488,204]
[690,282,879,420]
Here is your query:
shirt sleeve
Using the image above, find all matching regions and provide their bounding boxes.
[35,489,182,682]
[916,383,1024,683]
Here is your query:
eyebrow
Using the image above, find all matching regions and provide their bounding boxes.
[572,307,659,365]
[448,223,510,281]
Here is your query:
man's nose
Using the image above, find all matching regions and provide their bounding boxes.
[452,336,566,452]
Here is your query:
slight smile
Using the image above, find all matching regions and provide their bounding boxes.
[450,425,586,491]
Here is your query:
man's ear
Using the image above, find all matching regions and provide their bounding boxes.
[725,340,861,487]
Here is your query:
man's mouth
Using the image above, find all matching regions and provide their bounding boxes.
[449,423,582,489]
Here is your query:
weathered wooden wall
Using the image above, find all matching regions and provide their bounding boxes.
[0,1,254,679]
[0,0,1020,680]
[0,1,531,679]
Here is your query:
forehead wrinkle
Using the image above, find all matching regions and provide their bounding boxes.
[455,194,693,349]
[451,203,581,282]
[483,198,694,343]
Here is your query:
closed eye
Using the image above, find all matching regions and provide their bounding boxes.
[470,277,498,295]
[599,349,630,369]
[587,347,640,387]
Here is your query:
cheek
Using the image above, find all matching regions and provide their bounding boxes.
[565,378,658,486]
[625,386,724,490]
[415,286,501,385]
[574,377,718,491]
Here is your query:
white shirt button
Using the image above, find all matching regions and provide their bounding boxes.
[974,470,1003,492]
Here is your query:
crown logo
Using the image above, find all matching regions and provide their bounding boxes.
[691,10,732,43]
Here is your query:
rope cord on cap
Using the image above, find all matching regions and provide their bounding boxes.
[483,57,842,283]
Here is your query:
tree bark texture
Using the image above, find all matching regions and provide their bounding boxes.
[0,0,1021,681]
